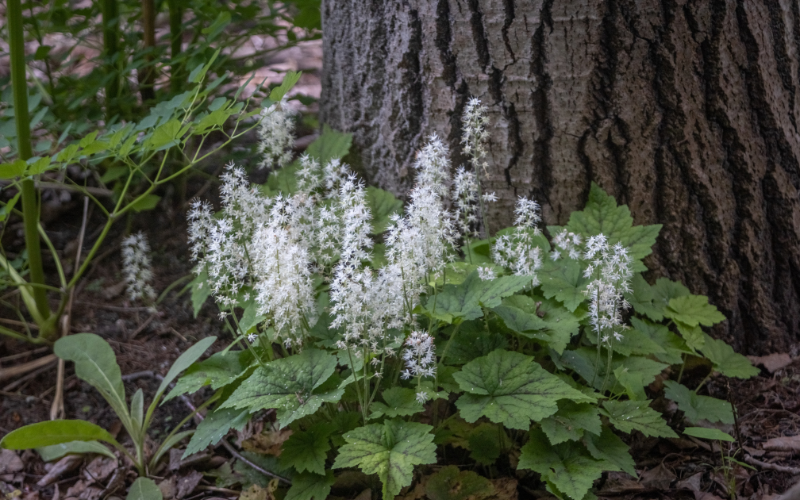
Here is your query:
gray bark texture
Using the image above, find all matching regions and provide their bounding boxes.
[319,0,800,354]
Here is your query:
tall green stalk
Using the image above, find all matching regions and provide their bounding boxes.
[8,0,53,337]
[102,0,120,120]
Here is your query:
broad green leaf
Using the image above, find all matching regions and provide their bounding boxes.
[183,408,250,458]
[189,270,212,317]
[560,347,668,392]
[564,183,661,270]
[626,274,664,321]
[280,422,333,475]
[541,401,601,445]
[166,349,253,402]
[0,159,26,179]
[454,350,594,430]
[305,125,352,165]
[369,387,423,419]
[662,381,733,424]
[436,321,507,366]
[54,334,129,427]
[699,334,759,379]
[269,71,303,102]
[429,272,530,322]
[156,336,216,401]
[601,400,677,438]
[467,423,509,465]
[519,428,608,500]
[538,259,590,312]
[130,194,161,212]
[586,326,665,357]
[221,349,343,427]
[130,389,144,436]
[493,295,579,354]
[234,450,294,487]
[367,187,403,234]
[652,278,690,309]
[665,295,726,327]
[333,419,436,499]
[426,465,494,500]
[613,366,646,400]
[100,165,128,184]
[36,441,116,462]
[285,471,335,500]
[584,426,637,477]
[239,294,266,333]
[683,427,735,442]
[676,321,705,352]
[127,477,163,500]
[1,420,117,450]
[630,317,689,365]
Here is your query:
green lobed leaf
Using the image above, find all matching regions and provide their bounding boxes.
[126,477,163,500]
[221,349,343,428]
[676,321,706,352]
[601,400,677,438]
[369,387,424,419]
[541,401,602,445]
[613,366,646,401]
[585,325,665,358]
[519,427,609,500]
[454,349,594,430]
[663,380,734,425]
[429,271,531,323]
[279,422,333,475]
[285,471,335,500]
[54,334,129,427]
[538,258,590,312]
[493,295,580,354]
[426,465,494,500]
[367,186,403,234]
[665,295,726,327]
[333,419,437,499]
[683,427,735,442]
[130,194,161,212]
[436,321,508,366]
[584,426,637,477]
[625,274,664,321]
[182,408,250,459]
[269,71,303,102]
[699,334,759,379]
[1,420,117,450]
[306,125,352,165]
[36,440,116,462]
[630,317,689,365]
[467,423,509,465]
[560,347,668,392]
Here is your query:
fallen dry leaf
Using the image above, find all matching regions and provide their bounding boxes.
[676,472,703,492]
[83,456,117,484]
[640,463,676,490]
[764,435,800,452]
[175,470,203,499]
[242,428,292,456]
[0,449,24,482]
[37,455,83,487]
[748,353,793,373]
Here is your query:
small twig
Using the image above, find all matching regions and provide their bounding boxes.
[744,454,800,474]
[0,389,38,400]
[220,439,291,486]
[0,346,48,364]
[0,317,39,331]
[52,197,89,421]
[0,354,57,382]
[128,312,157,340]
[75,302,153,312]
[195,485,241,495]
[121,370,156,382]
[3,360,56,391]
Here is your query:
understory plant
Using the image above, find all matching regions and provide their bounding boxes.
[0,48,301,342]
[165,100,759,500]
[0,334,217,477]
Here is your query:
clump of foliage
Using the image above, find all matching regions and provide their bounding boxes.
[170,100,757,499]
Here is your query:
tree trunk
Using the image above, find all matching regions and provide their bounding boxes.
[320,0,800,354]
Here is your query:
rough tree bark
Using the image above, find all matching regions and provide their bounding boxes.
[320,0,800,355]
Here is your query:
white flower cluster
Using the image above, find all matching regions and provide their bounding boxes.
[453,167,480,239]
[459,98,496,238]
[121,232,156,302]
[492,197,544,283]
[582,235,633,343]
[257,98,295,170]
[462,98,489,173]
[401,330,436,380]
[551,229,583,261]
